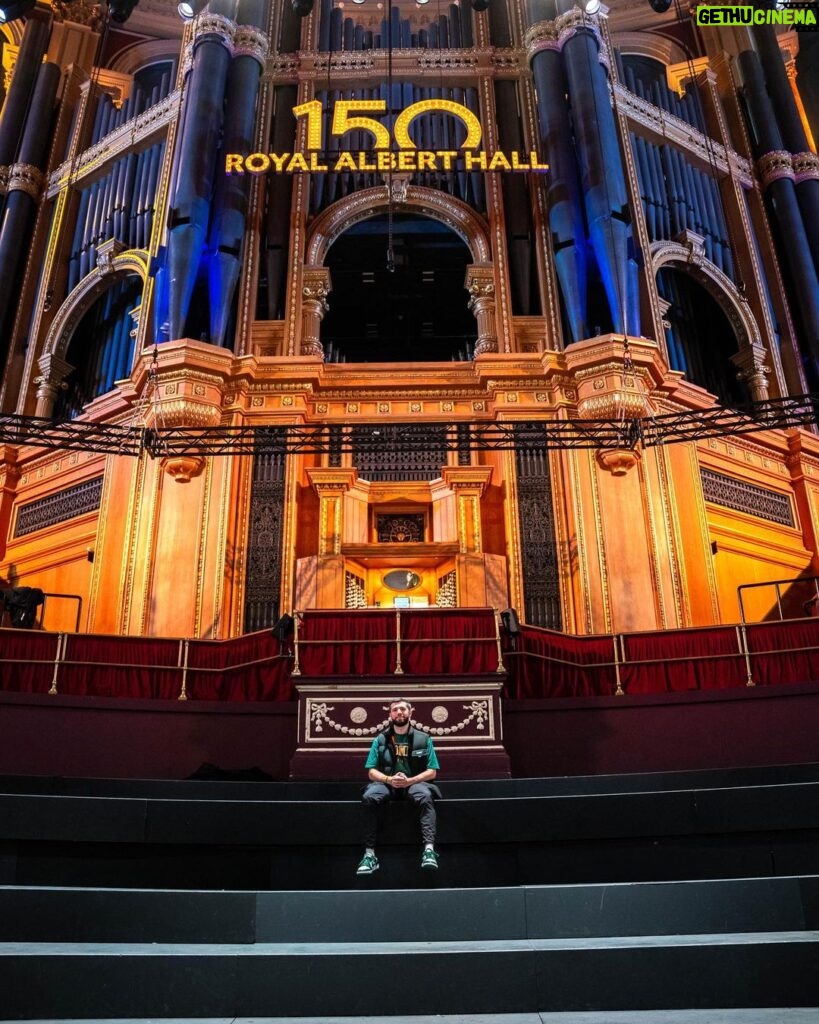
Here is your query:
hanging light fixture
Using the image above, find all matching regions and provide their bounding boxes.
[0,0,34,23]
[178,0,207,18]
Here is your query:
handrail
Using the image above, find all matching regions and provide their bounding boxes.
[738,574,819,624]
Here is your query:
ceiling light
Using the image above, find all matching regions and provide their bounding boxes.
[0,0,34,23]
[178,0,206,18]
[584,0,600,11]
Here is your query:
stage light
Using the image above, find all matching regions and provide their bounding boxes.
[352,0,366,5]
[500,608,522,637]
[0,0,34,24]
[108,0,139,21]
[178,0,207,18]
[291,0,314,14]
[647,0,672,11]
[584,0,600,11]
[272,613,295,644]
[471,0,489,10]
[416,0,430,5]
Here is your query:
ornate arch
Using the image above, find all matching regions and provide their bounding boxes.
[41,248,149,362]
[612,32,689,68]
[109,39,180,77]
[650,239,761,349]
[306,184,492,266]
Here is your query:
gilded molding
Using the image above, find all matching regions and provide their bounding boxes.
[757,149,794,187]
[306,185,491,265]
[793,151,819,184]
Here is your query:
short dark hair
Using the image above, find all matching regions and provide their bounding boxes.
[389,698,413,709]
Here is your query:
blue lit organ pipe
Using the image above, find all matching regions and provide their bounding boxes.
[739,48,819,376]
[264,85,297,319]
[529,44,588,342]
[0,17,50,170]
[495,79,535,315]
[207,0,267,347]
[165,0,236,341]
[0,61,61,349]
[752,25,819,270]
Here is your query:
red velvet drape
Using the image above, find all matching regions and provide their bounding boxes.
[57,635,182,698]
[619,627,745,694]
[0,629,60,692]
[399,609,499,674]
[744,619,819,686]
[296,611,395,676]
[506,628,618,698]
[187,631,293,701]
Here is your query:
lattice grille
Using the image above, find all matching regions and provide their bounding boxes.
[345,570,367,608]
[376,514,425,543]
[436,570,457,607]
[14,476,104,538]
[352,425,447,481]
[515,447,562,630]
[701,468,794,527]
[244,440,286,632]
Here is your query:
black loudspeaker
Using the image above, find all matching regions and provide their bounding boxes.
[272,613,295,643]
[648,0,672,11]
[0,587,45,629]
[500,608,521,637]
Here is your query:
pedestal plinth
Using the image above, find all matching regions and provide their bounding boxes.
[290,676,511,779]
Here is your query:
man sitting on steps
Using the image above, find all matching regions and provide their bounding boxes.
[357,698,441,875]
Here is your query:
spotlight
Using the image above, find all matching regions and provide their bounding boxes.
[178,0,207,17]
[291,0,314,14]
[352,0,366,4]
[647,0,672,11]
[416,0,430,4]
[584,0,600,11]
[108,0,139,21]
[471,0,489,10]
[0,0,34,23]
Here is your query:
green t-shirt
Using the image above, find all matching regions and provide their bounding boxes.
[365,730,440,776]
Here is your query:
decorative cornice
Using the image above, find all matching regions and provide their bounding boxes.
[758,150,794,187]
[793,151,819,184]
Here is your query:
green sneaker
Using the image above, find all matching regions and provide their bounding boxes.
[356,852,379,875]
[421,848,439,870]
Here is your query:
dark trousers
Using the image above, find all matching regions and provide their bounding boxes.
[362,782,437,848]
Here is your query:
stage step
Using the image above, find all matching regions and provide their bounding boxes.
[2,765,819,890]
[2,932,819,1016]
[8,1014,819,1024]
[0,880,818,1016]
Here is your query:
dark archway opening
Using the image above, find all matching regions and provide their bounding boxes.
[657,265,748,407]
[321,213,476,363]
[55,275,143,421]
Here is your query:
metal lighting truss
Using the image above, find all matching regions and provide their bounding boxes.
[0,392,816,457]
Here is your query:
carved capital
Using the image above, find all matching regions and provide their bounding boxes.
[232,24,268,66]
[162,456,206,483]
[34,353,74,417]
[192,11,236,47]
[301,266,332,360]
[465,263,497,356]
[6,162,46,199]
[597,448,641,476]
[52,0,105,28]
[732,345,771,402]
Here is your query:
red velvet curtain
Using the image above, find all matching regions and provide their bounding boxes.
[619,627,745,694]
[507,628,618,698]
[296,611,395,676]
[399,609,499,674]
[744,620,819,687]
[187,631,293,701]
[57,635,182,698]
[0,629,60,692]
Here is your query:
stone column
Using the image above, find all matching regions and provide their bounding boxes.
[465,264,498,356]
[34,353,74,417]
[441,465,493,555]
[301,267,331,359]
[732,344,771,403]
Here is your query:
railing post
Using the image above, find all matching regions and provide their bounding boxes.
[494,609,506,674]
[614,634,624,696]
[394,609,403,674]
[738,624,755,687]
[178,639,189,700]
[48,632,65,695]
[292,611,301,676]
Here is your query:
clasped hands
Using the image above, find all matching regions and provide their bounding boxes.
[388,772,411,789]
